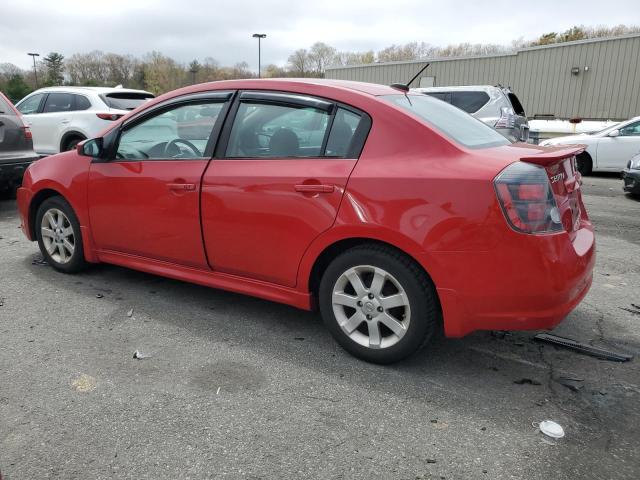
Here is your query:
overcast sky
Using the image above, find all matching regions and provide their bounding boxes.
[2,0,639,71]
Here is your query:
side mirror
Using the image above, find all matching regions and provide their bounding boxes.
[77,138,103,157]
[608,129,620,138]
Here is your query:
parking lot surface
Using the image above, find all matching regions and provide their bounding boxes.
[1,175,639,480]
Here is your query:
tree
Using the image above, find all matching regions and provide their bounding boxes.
[287,49,310,76]
[5,74,32,102]
[308,42,337,76]
[43,52,65,86]
[263,64,288,78]
[188,59,201,84]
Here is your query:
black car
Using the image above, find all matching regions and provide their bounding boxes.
[623,153,640,196]
[0,91,39,198]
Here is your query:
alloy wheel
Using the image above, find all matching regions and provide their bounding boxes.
[332,265,411,349]
[40,208,75,264]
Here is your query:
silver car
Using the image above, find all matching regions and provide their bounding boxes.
[412,85,529,142]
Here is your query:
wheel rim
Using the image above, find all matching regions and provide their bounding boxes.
[40,208,75,264]
[332,265,411,349]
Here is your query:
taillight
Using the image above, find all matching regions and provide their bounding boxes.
[495,162,562,234]
[22,126,33,139]
[96,113,123,121]
[495,106,515,129]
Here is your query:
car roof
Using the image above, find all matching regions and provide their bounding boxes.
[413,85,506,94]
[30,86,154,96]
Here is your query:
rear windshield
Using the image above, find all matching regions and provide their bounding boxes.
[451,91,490,114]
[101,92,154,111]
[0,95,15,115]
[383,94,510,149]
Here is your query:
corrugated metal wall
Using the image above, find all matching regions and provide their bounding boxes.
[325,35,640,120]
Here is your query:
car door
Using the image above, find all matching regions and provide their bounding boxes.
[596,120,640,170]
[88,92,232,268]
[201,91,371,287]
[15,93,46,154]
[38,92,78,154]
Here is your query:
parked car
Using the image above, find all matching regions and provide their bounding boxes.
[622,152,640,196]
[16,79,595,364]
[540,116,640,174]
[0,91,39,198]
[14,86,154,155]
[412,85,529,142]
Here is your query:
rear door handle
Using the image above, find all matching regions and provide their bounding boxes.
[294,184,334,193]
[167,183,196,191]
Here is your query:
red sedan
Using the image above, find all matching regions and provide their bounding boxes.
[16,79,595,363]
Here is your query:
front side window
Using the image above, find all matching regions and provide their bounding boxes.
[116,102,224,160]
[43,93,74,113]
[383,94,510,149]
[226,102,331,158]
[16,93,45,114]
[619,121,640,137]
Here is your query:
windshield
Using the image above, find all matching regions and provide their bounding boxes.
[590,122,621,136]
[101,92,154,111]
[382,94,510,149]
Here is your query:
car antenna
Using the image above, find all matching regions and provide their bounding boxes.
[390,63,430,92]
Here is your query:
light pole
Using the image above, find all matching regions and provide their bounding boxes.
[252,33,266,78]
[27,52,40,88]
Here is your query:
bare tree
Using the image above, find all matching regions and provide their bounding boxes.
[287,49,310,76]
[308,42,337,75]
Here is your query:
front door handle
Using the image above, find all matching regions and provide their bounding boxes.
[294,184,334,193]
[167,183,196,191]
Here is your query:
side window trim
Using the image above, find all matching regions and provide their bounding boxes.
[215,90,371,160]
[99,92,235,163]
[239,91,333,112]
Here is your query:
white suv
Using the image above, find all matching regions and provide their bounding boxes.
[15,86,154,155]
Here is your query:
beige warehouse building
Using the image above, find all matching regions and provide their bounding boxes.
[325,34,640,121]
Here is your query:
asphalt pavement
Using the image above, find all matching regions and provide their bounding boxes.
[1,174,638,480]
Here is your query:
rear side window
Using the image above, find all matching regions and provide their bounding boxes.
[507,93,525,116]
[424,92,451,103]
[0,95,15,115]
[74,95,92,111]
[451,91,490,114]
[16,93,45,114]
[383,94,509,149]
[325,108,362,157]
[102,93,154,111]
[226,102,331,158]
[43,93,74,113]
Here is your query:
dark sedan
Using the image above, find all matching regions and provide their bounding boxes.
[0,91,39,198]
[623,153,640,196]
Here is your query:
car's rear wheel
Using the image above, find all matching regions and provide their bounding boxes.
[35,196,88,273]
[576,152,593,176]
[63,136,85,152]
[319,244,439,364]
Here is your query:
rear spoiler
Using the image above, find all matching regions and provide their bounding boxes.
[520,145,585,167]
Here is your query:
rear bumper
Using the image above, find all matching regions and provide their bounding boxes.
[622,169,640,194]
[425,223,596,337]
[0,156,39,189]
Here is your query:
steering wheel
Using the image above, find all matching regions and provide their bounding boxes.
[163,139,201,158]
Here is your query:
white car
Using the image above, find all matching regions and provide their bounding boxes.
[15,86,154,155]
[540,116,640,174]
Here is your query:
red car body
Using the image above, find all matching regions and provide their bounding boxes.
[17,79,595,338]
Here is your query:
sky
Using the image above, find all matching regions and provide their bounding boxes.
[1,0,639,72]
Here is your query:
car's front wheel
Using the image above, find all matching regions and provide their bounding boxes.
[319,244,439,364]
[35,196,88,273]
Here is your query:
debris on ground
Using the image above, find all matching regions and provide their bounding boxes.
[95,294,104,299]
[490,330,512,339]
[31,257,48,265]
[514,378,541,385]
[133,350,150,360]
[0,298,4,307]
[426,459,436,464]
[294,337,304,341]
[538,420,565,439]
[534,333,633,362]
[556,377,584,392]
[127,308,134,318]
[619,304,640,316]
[71,373,97,392]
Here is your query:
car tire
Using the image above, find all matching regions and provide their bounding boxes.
[63,136,85,152]
[319,244,440,364]
[35,196,88,273]
[576,152,593,176]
